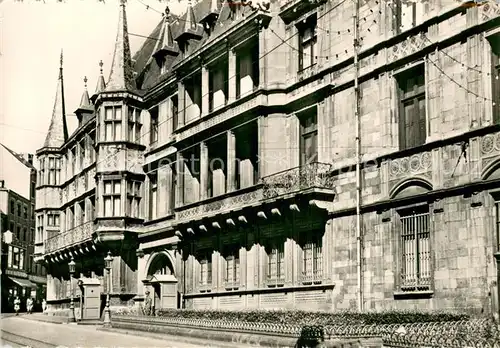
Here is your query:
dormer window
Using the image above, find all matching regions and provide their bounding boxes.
[160,58,168,75]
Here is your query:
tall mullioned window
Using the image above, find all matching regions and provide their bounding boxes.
[104,106,123,141]
[297,14,317,72]
[224,248,240,290]
[396,64,426,150]
[128,107,142,143]
[127,180,142,218]
[48,157,61,185]
[199,252,212,291]
[150,107,159,145]
[103,180,121,217]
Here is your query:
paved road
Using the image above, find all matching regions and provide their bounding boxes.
[0,316,224,348]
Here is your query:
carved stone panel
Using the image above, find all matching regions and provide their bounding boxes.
[388,33,428,62]
[387,151,432,194]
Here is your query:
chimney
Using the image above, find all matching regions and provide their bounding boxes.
[0,180,4,188]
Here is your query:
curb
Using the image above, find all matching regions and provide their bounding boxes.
[98,326,252,347]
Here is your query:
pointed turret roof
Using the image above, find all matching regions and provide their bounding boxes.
[200,0,220,24]
[175,0,203,42]
[43,50,68,149]
[153,8,179,59]
[79,77,92,110]
[105,0,136,92]
[93,60,106,99]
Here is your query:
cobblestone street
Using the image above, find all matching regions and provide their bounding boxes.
[0,316,224,348]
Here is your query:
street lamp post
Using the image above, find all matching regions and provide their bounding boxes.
[103,251,113,327]
[68,256,76,323]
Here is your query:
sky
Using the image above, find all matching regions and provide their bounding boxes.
[0,0,191,154]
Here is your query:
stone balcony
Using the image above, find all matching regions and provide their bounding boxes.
[174,162,335,239]
[44,221,96,262]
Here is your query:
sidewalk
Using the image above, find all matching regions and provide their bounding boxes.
[1,316,223,347]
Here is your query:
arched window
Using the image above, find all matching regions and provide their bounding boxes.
[148,253,174,277]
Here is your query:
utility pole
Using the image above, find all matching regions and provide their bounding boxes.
[353,0,363,313]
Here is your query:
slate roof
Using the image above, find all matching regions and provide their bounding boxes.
[0,143,36,170]
[43,53,69,149]
[134,0,257,91]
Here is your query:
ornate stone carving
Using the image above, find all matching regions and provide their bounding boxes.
[262,162,335,199]
[45,221,95,253]
[177,189,263,221]
[388,151,432,179]
[480,1,500,22]
[389,32,428,62]
[480,132,500,156]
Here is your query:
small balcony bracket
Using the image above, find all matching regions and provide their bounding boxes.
[289,204,300,213]
[175,230,183,239]
[271,208,281,217]
[199,225,208,233]
[226,218,236,227]
[238,215,248,224]
[212,222,221,229]
[187,228,195,235]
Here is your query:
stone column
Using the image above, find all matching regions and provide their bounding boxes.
[136,249,146,300]
[228,49,237,103]
[200,142,208,200]
[202,66,209,116]
[175,153,183,208]
[178,82,186,128]
[121,104,127,143]
[494,252,500,320]
[121,177,126,217]
[158,165,169,217]
[227,131,236,192]
[98,179,104,217]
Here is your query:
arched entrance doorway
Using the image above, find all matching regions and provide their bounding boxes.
[145,252,178,312]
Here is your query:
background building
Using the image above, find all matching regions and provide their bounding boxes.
[1,144,46,313]
[35,0,500,318]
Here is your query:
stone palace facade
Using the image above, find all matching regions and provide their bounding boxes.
[35,0,500,316]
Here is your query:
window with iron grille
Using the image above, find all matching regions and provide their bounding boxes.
[127,180,142,219]
[266,241,285,287]
[103,180,121,217]
[104,106,123,141]
[299,233,322,284]
[128,107,142,143]
[224,249,240,290]
[297,14,317,72]
[199,252,212,291]
[398,207,431,291]
[396,63,426,150]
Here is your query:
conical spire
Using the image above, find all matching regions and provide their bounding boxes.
[94,60,106,95]
[175,0,202,42]
[184,0,198,33]
[43,50,68,149]
[153,7,179,59]
[105,0,136,92]
[79,76,92,109]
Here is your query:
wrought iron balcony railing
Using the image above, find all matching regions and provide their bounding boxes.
[45,221,95,254]
[262,162,335,200]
